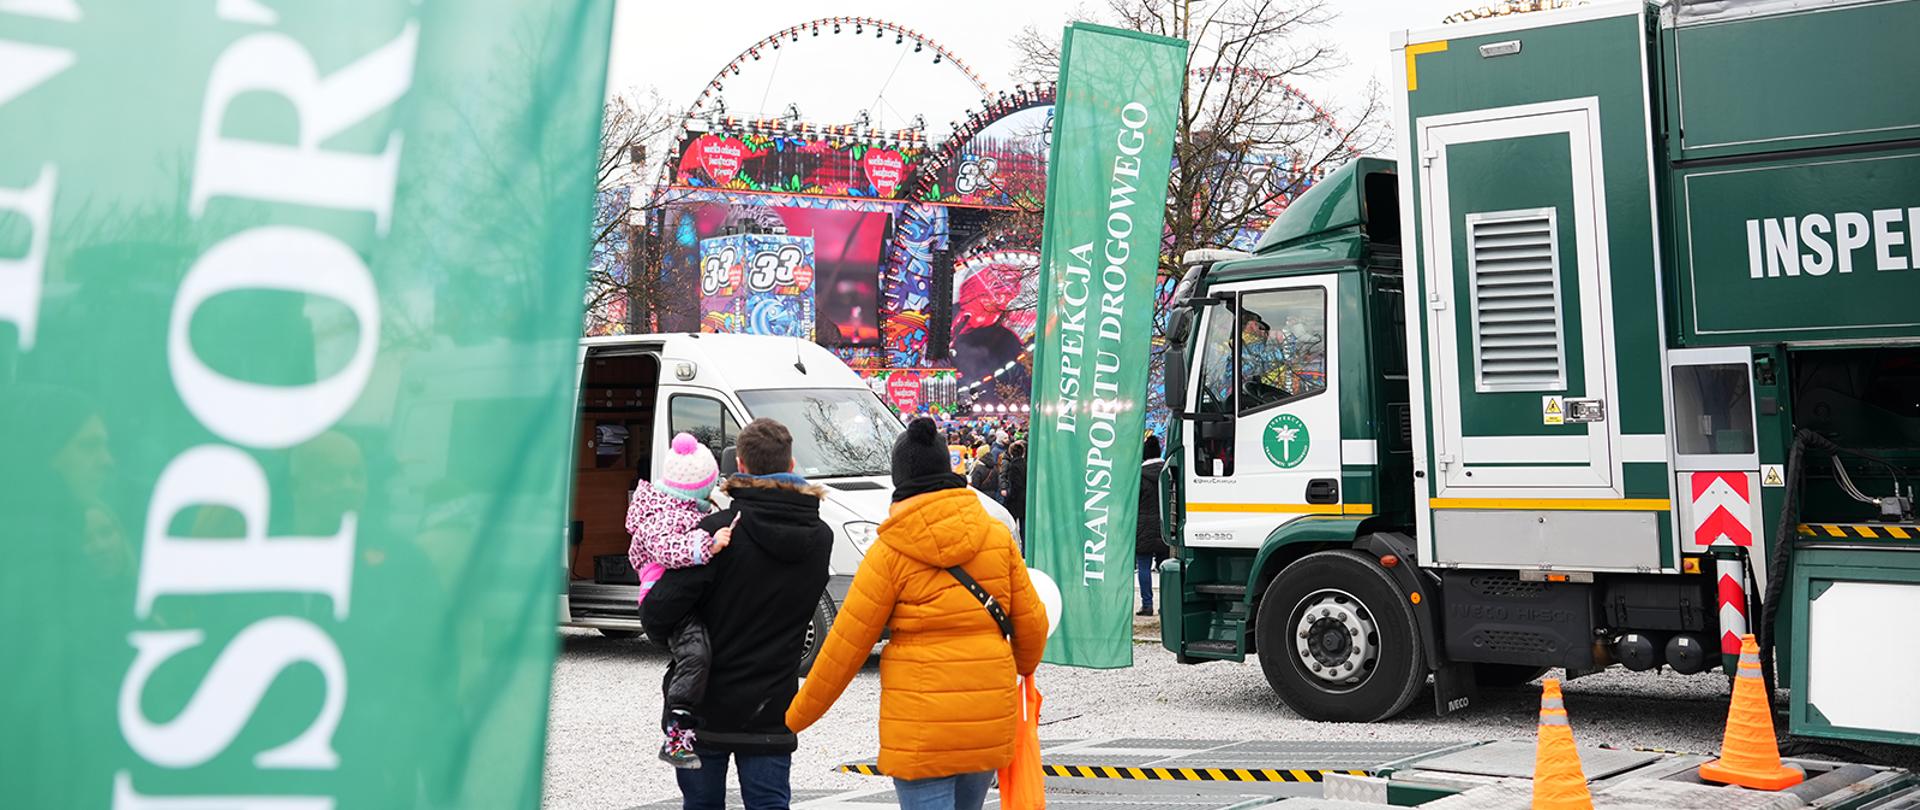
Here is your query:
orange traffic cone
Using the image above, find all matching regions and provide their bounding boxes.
[1533,678,1594,809]
[1699,634,1804,790]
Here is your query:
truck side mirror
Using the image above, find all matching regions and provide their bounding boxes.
[1164,295,1225,411]
[1167,308,1194,345]
[1165,345,1189,419]
[721,446,738,476]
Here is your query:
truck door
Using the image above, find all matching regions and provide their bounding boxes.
[1182,274,1344,548]
[1417,104,1619,496]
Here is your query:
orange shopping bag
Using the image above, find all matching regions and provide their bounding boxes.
[997,674,1045,809]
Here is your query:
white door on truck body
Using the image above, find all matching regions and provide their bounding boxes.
[1183,274,1344,549]
[1417,101,1621,497]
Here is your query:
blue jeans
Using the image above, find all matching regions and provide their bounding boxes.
[1137,554,1157,612]
[892,770,994,810]
[675,748,792,810]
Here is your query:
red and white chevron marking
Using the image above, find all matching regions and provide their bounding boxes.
[1691,471,1754,548]
[1716,556,1748,656]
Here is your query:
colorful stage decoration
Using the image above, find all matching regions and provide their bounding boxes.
[882,204,947,367]
[917,86,1054,210]
[664,191,888,344]
[586,187,634,335]
[673,130,928,200]
[698,232,816,339]
[638,17,1360,441]
[951,216,1043,404]
[859,368,960,416]
[831,346,886,370]
[1144,270,1184,440]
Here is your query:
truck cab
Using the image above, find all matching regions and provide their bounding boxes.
[1160,158,1433,721]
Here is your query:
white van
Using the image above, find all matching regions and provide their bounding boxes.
[563,333,1013,668]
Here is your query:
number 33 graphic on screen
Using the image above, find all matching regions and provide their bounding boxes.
[700,246,739,295]
[745,245,808,293]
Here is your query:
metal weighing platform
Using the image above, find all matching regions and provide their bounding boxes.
[1321,739,1920,809]
[627,736,1920,809]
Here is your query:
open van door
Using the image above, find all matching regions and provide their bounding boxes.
[560,342,586,626]
[565,342,664,636]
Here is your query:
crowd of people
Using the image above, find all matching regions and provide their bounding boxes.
[625,416,1043,810]
[939,419,1029,542]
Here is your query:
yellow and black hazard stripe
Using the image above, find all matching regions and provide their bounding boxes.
[838,763,1368,782]
[1601,744,1710,757]
[1799,523,1920,541]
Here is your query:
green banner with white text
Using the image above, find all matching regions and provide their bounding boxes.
[0,2,612,806]
[1029,23,1185,669]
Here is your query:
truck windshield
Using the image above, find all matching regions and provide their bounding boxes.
[736,388,902,479]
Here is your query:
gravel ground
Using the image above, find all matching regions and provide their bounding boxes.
[543,617,1917,809]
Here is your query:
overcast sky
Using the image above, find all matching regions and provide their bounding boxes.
[603,0,1448,144]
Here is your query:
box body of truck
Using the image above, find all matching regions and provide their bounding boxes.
[1161,0,1920,745]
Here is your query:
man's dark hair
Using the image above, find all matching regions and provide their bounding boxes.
[1143,434,1163,460]
[736,417,793,475]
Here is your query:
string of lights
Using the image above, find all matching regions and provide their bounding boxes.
[686,17,988,119]
[915,81,1057,197]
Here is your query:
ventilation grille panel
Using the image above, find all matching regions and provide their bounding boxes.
[1475,629,1560,654]
[1468,210,1564,391]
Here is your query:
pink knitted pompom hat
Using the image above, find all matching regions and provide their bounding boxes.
[656,432,719,502]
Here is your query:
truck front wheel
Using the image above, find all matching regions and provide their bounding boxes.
[1255,550,1424,722]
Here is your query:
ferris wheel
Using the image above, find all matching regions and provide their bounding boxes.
[686,17,990,125]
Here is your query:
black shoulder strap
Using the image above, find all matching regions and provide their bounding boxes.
[946,565,1014,639]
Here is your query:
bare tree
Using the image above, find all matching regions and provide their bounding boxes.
[1009,0,1386,423]
[586,90,687,335]
[1012,0,1387,280]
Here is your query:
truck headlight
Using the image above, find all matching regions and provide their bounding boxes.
[844,521,881,555]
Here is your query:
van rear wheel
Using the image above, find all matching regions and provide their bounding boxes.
[1255,550,1424,722]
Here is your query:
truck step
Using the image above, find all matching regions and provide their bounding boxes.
[1183,640,1239,657]
[1192,583,1248,599]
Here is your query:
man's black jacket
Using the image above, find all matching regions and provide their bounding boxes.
[641,474,833,755]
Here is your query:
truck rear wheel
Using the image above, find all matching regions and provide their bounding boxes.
[1255,550,1424,722]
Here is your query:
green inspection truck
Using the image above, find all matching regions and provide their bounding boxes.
[1158,0,1920,747]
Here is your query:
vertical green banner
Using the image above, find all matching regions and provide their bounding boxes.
[0,2,611,806]
[1029,23,1186,669]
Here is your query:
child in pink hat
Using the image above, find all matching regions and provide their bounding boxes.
[626,432,727,768]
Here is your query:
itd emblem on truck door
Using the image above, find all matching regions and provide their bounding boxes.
[1263,413,1311,469]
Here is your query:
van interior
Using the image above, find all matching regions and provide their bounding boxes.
[570,351,660,606]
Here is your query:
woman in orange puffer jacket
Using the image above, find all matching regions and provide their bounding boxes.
[787,417,1047,810]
